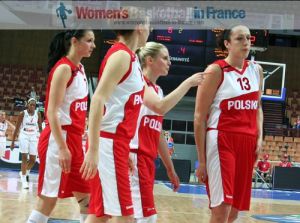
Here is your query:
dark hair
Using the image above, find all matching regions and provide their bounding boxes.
[216,29,232,51]
[47,30,88,73]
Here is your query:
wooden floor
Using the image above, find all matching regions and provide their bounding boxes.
[0,170,299,223]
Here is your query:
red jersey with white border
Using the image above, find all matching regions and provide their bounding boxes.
[207,60,260,136]
[45,57,88,135]
[130,77,163,159]
[99,42,144,139]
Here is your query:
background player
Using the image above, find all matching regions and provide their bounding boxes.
[194,25,263,223]
[0,110,15,157]
[10,98,42,189]
[129,41,204,222]
[27,29,96,223]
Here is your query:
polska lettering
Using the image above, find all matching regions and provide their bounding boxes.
[134,94,143,105]
[228,100,258,110]
[143,117,161,132]
[75,101,88,111]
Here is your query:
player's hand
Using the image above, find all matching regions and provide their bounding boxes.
[167,169,180,192]
[58,147,72,173]
[186,72,206,87]
[196,163,207,184]
[10,142,15,151]
[80,149,98,180]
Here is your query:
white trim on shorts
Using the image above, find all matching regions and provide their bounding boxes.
[40,131,65,197]
[130,152,144,218]
[98,137,121,215]
[206,130,224,207]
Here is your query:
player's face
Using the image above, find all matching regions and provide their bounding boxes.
[0,112,5,122]
[28,101,36,112]
[152,48,171,77]
[76,31,96,58]
[225,26,251,59]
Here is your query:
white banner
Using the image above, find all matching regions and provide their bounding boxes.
[0,1,299,29]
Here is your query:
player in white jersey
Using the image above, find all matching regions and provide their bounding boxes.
[27,29,96,223]
[0,111,15,157]
[11,98,42,189]
[129,42,205,222]
[194,25,264,223]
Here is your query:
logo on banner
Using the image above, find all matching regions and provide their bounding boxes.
[55,2,73,28]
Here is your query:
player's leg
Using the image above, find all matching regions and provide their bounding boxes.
[210,203,231,223]
[131,152,157,223]
[231,133,257,221]
[27,195,57,223]
[73,192,90,223]
[85,215,109,223]
[206,130,236,223]
[27,127,59,222]
[228,207,239,223]
[99,137,133,220]
[26,137,38,181]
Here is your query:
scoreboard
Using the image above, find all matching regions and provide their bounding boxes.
[100,28,269,96]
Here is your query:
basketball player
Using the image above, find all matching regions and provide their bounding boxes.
[130,42,205,222]
[194,25,263,223]
[0,111,15,157]
[27,29,96,223]
[10,98,42,189]
[80,16,203,221]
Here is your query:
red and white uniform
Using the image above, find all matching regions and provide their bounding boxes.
[38,57,89,198]
[279,161,292,167]
[0,121,8,156]
[206,60,260,211]
[257,160,271,173]
[129,78,163,218]
[19,110,39,155]
[89,42,144,217]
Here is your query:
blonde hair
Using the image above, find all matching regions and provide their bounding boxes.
[137,42,167,69]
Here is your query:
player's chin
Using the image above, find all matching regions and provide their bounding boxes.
[241,50,250,58]
[84,52,92,58]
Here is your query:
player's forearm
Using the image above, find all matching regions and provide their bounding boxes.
[47,110,67,150]
[194,119,206,164]
[88,94,104,153]
[157,80,192,114]
[158,134,175,172]
[257,107,263,141]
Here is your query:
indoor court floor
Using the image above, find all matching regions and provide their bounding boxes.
[0,169,299,223]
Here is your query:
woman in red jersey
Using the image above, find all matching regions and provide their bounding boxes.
[194,25,264,223]
[130,41,207,223]
[27,29,96,223]
[80,15,204,223]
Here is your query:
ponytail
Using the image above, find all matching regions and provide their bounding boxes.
[47,30,90,73]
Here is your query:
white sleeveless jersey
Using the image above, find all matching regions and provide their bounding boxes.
[207,60,260,136]
[0,121,8,142]
[20,110,39,135]
[99,42,145,139]
[130,79,164,158]
[45,57,88,135]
